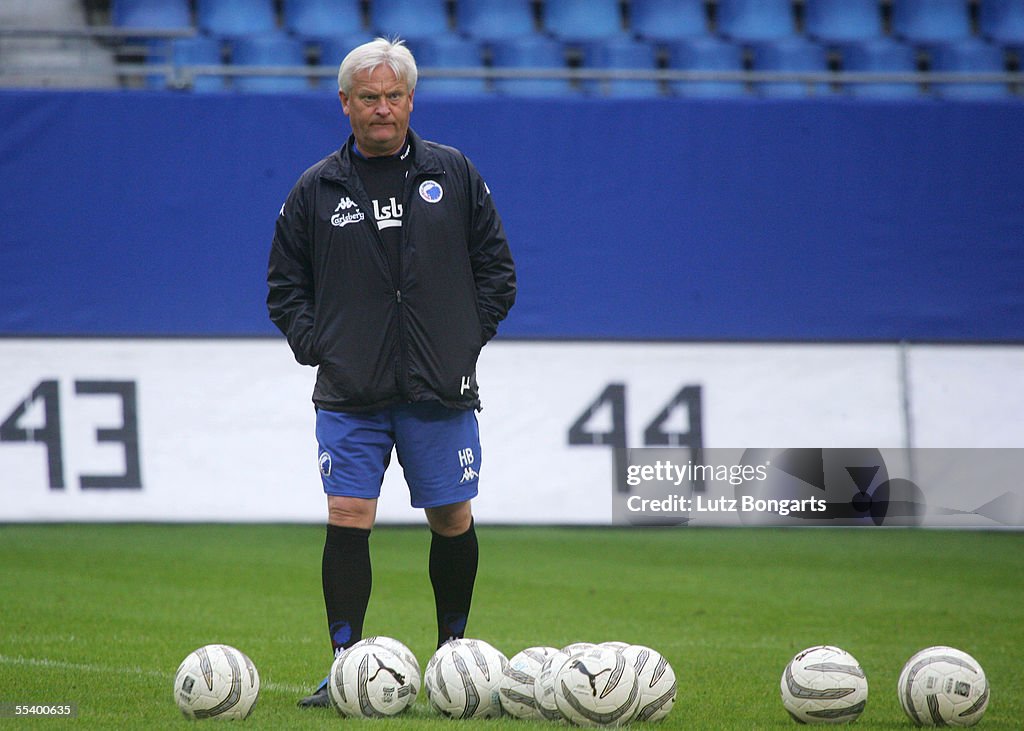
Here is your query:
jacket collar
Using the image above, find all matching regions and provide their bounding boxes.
[321,128,443,184]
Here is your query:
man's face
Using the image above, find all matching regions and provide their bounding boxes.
[339,64,414,157]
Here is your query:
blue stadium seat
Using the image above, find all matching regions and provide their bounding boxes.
[891,0,972,44]
[979,0,1024,46]
[457,0,535,43]
[929,39,1010,99]
[666,36,746,97]
[370,0,449,41]
[840,38,921,98]
[112,0,191,29]
[315,32,375,89]
[715,0,795,42]
[283,0,363,38]
[582,37,661,97]
[491,35,575,96]
[196,0,277,38]
[230,33,310,93]
[409,35,489,96]
[751,37,831,97]
[630,0,708,43]
[803,0,883,44]
[158,35,226,92]
[543,0,622,42]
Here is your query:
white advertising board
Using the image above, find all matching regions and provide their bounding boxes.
[0,339,1020,526]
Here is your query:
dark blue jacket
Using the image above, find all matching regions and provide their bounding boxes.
[267,129,516,412]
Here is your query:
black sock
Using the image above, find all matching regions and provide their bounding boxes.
[322,524,372,655]
[429,519,479,648]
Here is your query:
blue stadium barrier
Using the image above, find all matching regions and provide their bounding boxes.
[0,92,1022,341]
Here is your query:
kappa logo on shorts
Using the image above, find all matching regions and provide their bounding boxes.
[457,447,478,483]
[319,451,332,477]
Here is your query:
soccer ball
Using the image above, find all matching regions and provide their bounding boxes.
[499,646,561,720]
[562,641,598,655]
[554,646,640,727]
[533,649,572,721]
[173,644,259,720]
[780,645,868,724]
[328,643,413,717]
[425,638,508,719]
[600,641,630,651]
[350,636,421,701]
[622,644,677,722]
[897,646,989,727]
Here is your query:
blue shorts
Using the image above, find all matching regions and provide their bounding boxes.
[315,402,480,509]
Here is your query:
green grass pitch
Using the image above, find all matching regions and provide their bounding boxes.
[1,524,1021,728]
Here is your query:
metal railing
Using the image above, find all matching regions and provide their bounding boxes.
[1,26,1021,95]
[3,63,1021,92]
[0,25,196,40]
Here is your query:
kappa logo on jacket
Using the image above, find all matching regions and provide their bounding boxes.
[331,196,365,227]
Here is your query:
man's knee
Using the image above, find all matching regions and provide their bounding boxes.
[327,496,377,529]
[425,501,473,537]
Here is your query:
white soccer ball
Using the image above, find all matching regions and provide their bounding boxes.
[622,644,677,722]
[499,646,560,720]
[554,646,640,727]
[173,644,260,720]
[780,645,868,724]
[328,643,413,717]
[534,649,572,721]
[425,638,508,719]
[350,636,421,701]
[897,646,989,727]
[600,641,630,651]
[562,641,598,655]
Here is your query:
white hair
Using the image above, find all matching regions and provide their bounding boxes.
[337,37,417,94]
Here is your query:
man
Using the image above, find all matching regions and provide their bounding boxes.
[266,37,516,707]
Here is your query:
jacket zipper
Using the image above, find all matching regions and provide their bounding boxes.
[339,175,410,401]
[394,173,414,402]
[340,159,443,404]
[394,167,445,402]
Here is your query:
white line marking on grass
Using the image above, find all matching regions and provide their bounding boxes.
[0,654,307,695]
